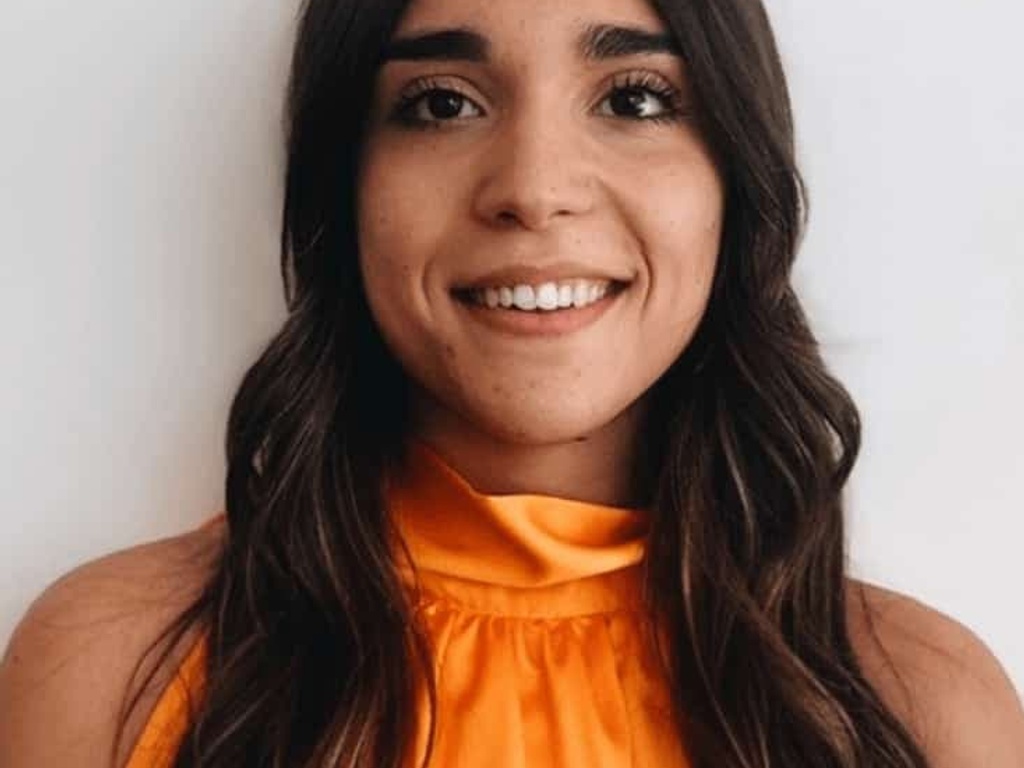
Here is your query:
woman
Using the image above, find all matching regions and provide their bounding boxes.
[1,0,1022,765]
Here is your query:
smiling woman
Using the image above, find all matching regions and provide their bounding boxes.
[1,0,1022,767]
[358,5,723,493]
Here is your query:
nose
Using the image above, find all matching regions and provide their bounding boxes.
[471,107,596,231]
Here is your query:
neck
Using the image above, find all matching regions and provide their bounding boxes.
[410,394,651,508]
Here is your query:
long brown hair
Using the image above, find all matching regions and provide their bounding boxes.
[117,0,931,765]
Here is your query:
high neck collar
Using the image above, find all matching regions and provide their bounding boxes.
[387,440,649,589]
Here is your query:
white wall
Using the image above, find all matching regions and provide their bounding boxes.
[768,0,1024,692]
[2,0,1021,700]
[0,0,292,631]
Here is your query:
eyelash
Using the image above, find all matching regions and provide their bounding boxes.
[389,71,687,129]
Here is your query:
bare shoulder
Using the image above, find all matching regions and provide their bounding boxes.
[846,578,1024,767]
[0,519,224,768]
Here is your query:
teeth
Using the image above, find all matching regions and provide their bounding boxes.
[536,283,560,311]
[572,283,589,308]
[512,285,536,310]
[468,279,616,311]
[558,284,573,308]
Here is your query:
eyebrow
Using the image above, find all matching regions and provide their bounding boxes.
[579,23,681,59]
[381,23,681,63]
[383,28,488,62]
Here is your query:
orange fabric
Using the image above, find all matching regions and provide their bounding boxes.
[124,635,207,768]
[125,442,689,767]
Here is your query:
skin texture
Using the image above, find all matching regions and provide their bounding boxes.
[1,0,1023,766]
[358,0,723,506]
[0,526,222,768]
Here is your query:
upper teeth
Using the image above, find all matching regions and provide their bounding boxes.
[470,280,612,311]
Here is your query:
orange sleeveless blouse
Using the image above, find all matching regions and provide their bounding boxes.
[125,442,690,767]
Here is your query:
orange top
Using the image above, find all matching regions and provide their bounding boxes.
[125,442,689,767]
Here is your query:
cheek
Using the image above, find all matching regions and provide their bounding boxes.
[635,160,724,323]
[359,134,458,239]
[356,143,468,380]
[358,146,445,304]
[357,154,423,358]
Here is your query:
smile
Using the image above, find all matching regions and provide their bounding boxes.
[460,279,616,312]
[453,280,630,337]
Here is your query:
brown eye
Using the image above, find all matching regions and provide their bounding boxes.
[596,71,685,123]
[425,91,467,119]
[393,87,484,126]
[601,86,672,119]
[610,88,652,117]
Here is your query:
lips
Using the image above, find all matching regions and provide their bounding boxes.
[463,279,628,311]
[451,262,634,292]
[455,283,623,336]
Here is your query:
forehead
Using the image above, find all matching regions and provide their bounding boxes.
[393,0,667,39]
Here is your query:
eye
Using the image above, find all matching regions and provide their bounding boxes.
[596,72,684,122]
[392,80,484,127]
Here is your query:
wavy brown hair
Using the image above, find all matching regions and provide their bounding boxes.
[116,0,931,766]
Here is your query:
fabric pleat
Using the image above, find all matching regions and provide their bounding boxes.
[126,441,690,767]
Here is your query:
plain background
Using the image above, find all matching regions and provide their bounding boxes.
[1,0,1021,697]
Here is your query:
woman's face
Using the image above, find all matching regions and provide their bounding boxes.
[358,0,723,447]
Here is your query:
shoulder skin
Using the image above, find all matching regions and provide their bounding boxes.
[847,578,1024,767]
[2,530,1021,767]
[0,522,223,768]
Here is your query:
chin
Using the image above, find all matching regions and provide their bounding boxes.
[454,393,640,448]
